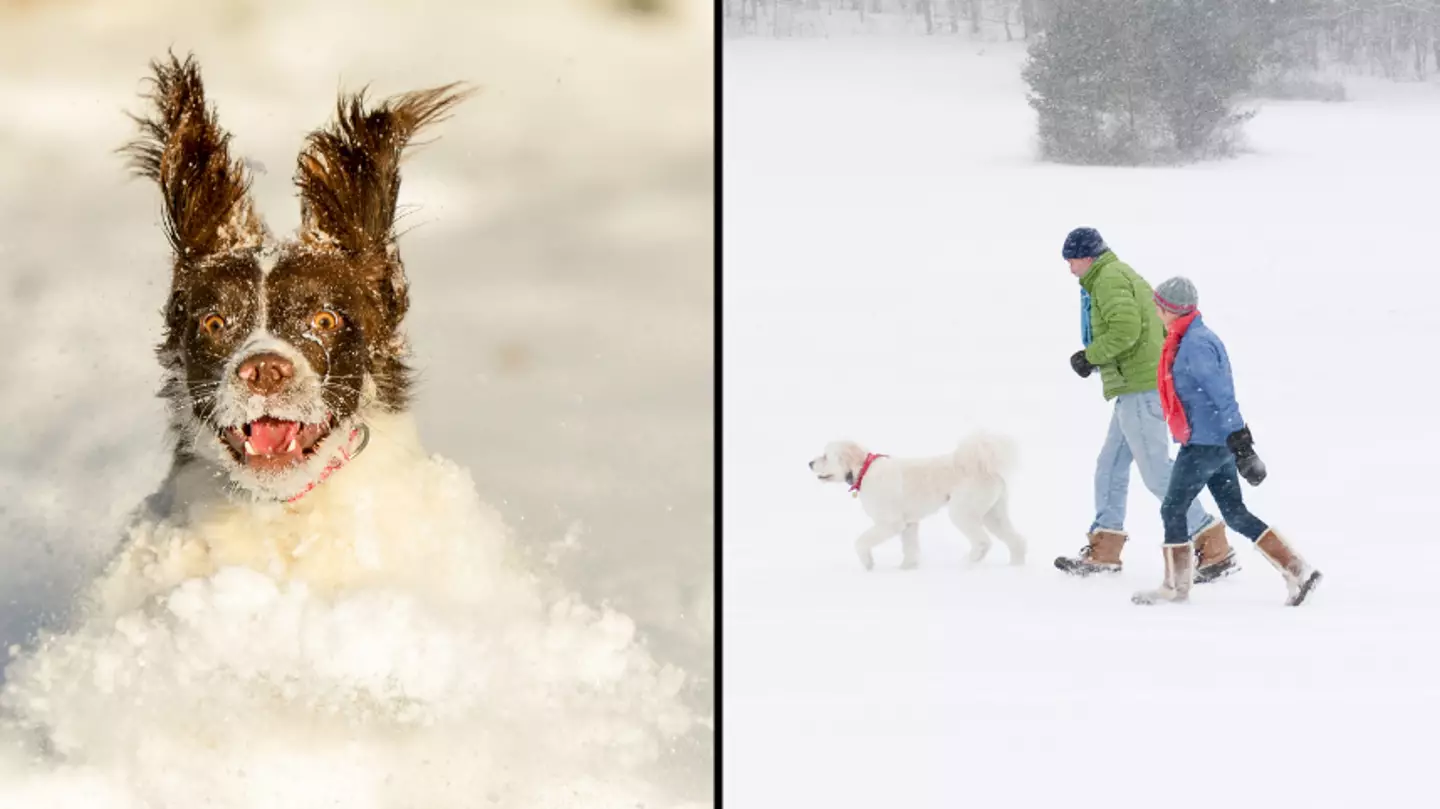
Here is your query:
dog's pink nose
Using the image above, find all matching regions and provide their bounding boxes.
[237,352,295,396]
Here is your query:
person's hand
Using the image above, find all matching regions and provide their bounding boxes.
[1070,350,1096,379]
[1227,426,1267,486]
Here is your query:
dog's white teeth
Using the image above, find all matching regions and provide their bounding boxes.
[286,438,298,453]
[244,440,258,456]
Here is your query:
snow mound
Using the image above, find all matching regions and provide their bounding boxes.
[0,454,706,809]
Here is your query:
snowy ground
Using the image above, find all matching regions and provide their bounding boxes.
[724,36,1440,808]
[0,0,711,806]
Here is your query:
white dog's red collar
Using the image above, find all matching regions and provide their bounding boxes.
[850,452,887,498]
[285,424,370,505]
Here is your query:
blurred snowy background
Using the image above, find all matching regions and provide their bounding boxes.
[0,0,711,730]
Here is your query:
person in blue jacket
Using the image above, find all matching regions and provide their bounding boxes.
[1133,277,1323,606]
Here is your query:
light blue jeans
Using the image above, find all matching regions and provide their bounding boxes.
[1091,390,1214,538]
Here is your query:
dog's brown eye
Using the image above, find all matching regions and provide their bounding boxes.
[201,314,226,335]
[311,310,342,332]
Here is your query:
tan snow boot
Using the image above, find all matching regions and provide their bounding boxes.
[1193,520,1240,584]
[1132,542,1194,605]
[1054,529,1127,576]
[1255,529,1322,606]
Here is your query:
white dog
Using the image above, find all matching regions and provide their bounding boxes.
[809,432,1027,571]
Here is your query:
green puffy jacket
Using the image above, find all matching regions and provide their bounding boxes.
[1080,251,1163,400]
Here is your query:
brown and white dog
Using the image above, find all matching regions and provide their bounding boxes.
[809,432,1028,571]
[88,54,511,618]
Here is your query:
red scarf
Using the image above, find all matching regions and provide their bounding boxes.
[1158,311,1199,444]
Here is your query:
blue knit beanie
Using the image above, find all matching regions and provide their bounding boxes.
[1062,227,1107,260]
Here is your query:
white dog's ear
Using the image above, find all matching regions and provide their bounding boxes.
[834,442,868,483]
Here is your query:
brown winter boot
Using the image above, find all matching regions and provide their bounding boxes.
[1193,520,1240,584]
[1255,528,1323,606]
[1054,529,1126,576]
[1132,542,1194,605]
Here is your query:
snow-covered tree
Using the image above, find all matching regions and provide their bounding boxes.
[1024,0,1291,164]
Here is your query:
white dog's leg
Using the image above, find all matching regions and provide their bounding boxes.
[984,491,1028,566]
[951,512,994,564]
[855,522,902,571]
[899,523,920,570]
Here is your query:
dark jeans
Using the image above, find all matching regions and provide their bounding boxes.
[1160,444,1269,544]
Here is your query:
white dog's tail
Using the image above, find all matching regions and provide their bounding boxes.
[952,430,1019,480]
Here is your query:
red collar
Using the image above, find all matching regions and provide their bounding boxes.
[850,452,887,497]
[285,424,370,505]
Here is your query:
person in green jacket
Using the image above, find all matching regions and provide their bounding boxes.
[1053,227,1236,580]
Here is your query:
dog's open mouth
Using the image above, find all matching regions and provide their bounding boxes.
[220,415,336,472]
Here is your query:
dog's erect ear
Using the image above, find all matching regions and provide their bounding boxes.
[294,83,473,315]
[122,52,267,264]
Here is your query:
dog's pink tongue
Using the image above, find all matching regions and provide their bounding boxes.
[248,418,301,455]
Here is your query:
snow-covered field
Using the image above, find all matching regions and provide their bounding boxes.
[724,36,1440,808]
[0,1,711,806]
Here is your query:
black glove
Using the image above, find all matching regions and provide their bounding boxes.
[1226,426,1267,486]
[1070,350,1096,379]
